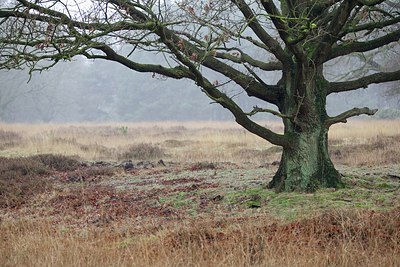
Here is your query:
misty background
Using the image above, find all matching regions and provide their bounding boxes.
[0,52,399,123]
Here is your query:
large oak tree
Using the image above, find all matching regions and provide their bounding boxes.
[1,0,399,191]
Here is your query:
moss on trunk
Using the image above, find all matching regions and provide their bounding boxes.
[268,126,343,192]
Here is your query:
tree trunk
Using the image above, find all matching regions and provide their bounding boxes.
[268,64,343,192]
[268,126,343,192]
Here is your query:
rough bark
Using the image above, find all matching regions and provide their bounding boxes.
[268,126,342,192]
[268,64,343,192]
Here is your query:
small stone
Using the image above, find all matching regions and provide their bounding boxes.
[122,160,134,171]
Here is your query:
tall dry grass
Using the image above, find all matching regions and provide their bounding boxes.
[1,209,399,267]
[0,121,278,164]
[329,120,400,141]
[1,120,400,166]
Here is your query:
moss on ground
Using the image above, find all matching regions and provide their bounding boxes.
[159,192,195,208]
[221,172,399,220]
[94,163,400,220]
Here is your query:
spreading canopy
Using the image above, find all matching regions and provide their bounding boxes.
[0,0,399,146]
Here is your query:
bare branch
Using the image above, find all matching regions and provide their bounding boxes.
[156,27,282,104]
[328,28,400,61]
[215,50,283,71]
[259,0,305,62]
[245,106,293,120]
[325,107,378,127]
[0,0,398,149]
[203,83,290,147]
[342,16,400,35]
[313,0,357,63]
[86,43,192,80]
[231,0,289,65]
[328,69,400,93]
[153,23,289,147]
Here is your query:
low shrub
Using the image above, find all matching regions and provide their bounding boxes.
[28,154,81,172]
[0,157,51,208]
[189,162,216,171]
[118,143,164,160]
[0,130,22,150]
[330,134,400,165]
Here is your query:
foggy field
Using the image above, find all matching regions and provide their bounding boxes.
[1,120,400,164]
[0,120,399,266]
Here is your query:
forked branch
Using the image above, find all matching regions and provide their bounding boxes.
[231,0,289,65]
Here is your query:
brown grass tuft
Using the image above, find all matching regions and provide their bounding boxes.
[118,143,165,161]
[330,134,400,166]
[188,162,216,171]
[0,130,22,150]
[29,154,81,172]
[0,157,51,208]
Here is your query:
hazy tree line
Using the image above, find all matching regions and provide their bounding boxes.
[0,54,397,123]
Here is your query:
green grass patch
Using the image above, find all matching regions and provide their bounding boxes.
[222,175,399,220]
[224,187,275,208]
[159,192,194,208]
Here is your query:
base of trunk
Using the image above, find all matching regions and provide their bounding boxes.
[267,131,344,192]
[268,155,343,192]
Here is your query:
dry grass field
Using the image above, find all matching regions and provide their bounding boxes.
[0,120,399,266]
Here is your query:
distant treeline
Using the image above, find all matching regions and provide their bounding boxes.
[0,56,398,123]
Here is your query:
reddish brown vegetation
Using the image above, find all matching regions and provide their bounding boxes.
[156,208,400,266]
[48,186,181,225]
[0,156,51,208]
